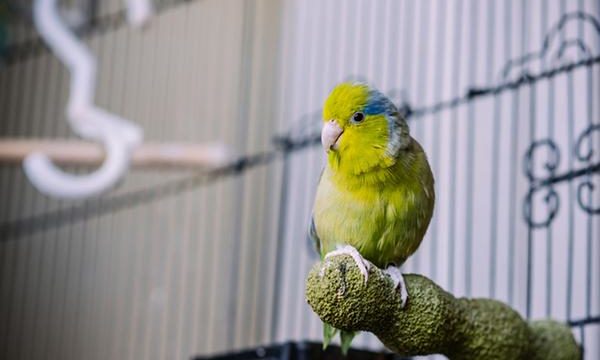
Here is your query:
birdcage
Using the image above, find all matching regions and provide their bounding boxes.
[0,1,598,359]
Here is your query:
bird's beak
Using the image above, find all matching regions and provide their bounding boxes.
[321,120,343,152]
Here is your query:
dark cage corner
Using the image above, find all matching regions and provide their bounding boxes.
[193,342,409,360]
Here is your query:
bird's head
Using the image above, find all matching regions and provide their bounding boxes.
[322,82,410,175]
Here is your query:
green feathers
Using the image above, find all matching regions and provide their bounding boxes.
[322,323,356,356]
[312,83,435,353]
[322,322,337,349]
[339,330,358,355]
[315,82,434,267]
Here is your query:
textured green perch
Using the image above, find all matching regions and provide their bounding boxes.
[305,255,581,360]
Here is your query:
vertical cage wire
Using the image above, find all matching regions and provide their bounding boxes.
[0,1,599,359]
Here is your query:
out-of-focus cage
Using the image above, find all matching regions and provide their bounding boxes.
[0,1,599,359]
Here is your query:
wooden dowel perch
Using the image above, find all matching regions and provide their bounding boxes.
[0,139,232,169]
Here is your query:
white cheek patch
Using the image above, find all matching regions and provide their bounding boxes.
[385,115,410,157]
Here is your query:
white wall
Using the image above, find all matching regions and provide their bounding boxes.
[0,1,598,359]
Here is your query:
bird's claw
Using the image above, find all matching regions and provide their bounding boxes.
[383,266,408,307]
[324,245,371,284]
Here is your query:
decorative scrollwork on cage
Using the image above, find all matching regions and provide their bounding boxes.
[524,123,600,228]
[524,186,561,228]
[575,123,600,162]
[577,181,600,215]
[524,139,561,182]
[575,124,600,214]
[524,139,560,227]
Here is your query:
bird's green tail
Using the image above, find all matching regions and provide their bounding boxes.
[340,329,358,355]
[322,322,358,355]
[322,322,338,349]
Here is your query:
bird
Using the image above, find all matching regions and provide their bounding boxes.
[309,82,435,354]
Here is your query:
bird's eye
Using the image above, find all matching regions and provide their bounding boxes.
[351,112,365,123]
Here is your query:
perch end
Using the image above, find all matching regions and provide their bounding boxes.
[528,320,582,360]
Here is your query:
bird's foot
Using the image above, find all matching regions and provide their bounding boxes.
[324,245,371,284]
[383,266,408,307]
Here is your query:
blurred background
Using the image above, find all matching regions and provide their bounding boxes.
[0,0,599,359]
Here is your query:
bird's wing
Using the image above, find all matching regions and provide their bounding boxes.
[307,168,325,258]
[307,215,321,258]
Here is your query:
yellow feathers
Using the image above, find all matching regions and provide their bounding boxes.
[323,82,370,124]
[313,82,435,268]
[322,83,397,178]
[313,141,435,267]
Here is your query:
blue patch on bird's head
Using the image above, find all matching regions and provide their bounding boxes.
[363,90,395,116]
